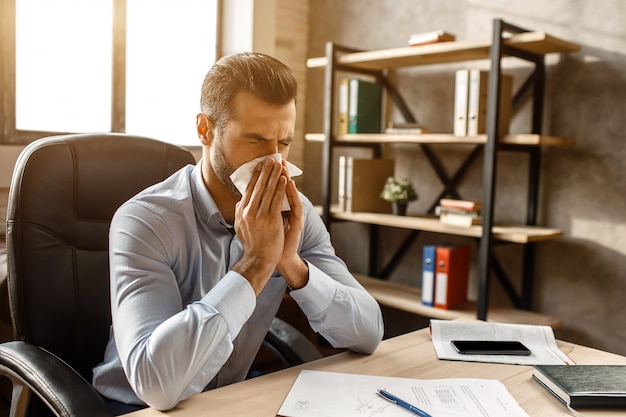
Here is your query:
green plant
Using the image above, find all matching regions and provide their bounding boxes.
[380,176,417,203]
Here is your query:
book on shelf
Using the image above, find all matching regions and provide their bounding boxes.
[339,157,394,213]
[348,78,382,133]
[453,69,470,136]
[439,198,482,212]
[421,245,436,306]
[533,365,626,409]
[438,210,482,227]
[338,155,347,211]
[408,29,456,46]
[383,121,429,134]
[437,198,482,227]
[467,70,513,136]
[338,78,349,135]
[434,245,471,309]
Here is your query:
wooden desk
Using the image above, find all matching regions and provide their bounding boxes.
[128,328,626,417]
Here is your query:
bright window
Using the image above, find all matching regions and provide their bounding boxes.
[126,0,218,146]
[14,0,218,146]
[16,0,113,132]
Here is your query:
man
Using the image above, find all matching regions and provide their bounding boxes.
[92,52,384,413]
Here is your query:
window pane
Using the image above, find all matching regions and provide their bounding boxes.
[15,0,112,132]
[126,0,218,146]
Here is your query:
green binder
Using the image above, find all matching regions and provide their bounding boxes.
[348,79,382,133]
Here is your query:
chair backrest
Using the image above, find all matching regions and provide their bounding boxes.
[5,133,196,382]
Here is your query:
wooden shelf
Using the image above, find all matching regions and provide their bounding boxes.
[305,133,575,147]
[307,31,580,70]
[309,20,577,321]
[355,274,562,328]
[323,209,562,244]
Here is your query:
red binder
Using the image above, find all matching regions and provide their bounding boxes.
[434,245,471,309]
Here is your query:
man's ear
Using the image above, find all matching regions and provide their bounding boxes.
[196,113,215,146]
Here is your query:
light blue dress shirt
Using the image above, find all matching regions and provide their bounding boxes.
[92,163,383,410]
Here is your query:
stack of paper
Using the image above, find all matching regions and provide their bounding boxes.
[277,370,530,417]
[430,319,574,365]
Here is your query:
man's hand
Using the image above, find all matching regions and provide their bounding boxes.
[277,161,308,290]
[232,157,287,295]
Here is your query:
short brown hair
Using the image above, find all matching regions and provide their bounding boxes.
[200,52,298,133]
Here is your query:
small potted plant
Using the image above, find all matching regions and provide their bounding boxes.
[380,176,417,216]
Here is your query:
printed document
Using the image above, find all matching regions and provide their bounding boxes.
[430,319,574,365]
[277,370,529,417]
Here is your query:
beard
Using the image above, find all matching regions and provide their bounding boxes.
[211,137,241,197]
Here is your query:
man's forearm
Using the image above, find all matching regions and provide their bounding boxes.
[278,255,309,290]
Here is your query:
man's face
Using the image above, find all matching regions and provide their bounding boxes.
[210,91,296,196]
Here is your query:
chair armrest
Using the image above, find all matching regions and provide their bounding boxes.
[0,340,112,417]
[263,317,323,367]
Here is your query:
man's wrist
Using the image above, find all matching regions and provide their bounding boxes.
[280,257,309,290]
[232,256,276,296]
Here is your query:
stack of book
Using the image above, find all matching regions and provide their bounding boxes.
[436,198,482,227]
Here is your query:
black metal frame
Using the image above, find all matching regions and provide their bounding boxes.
[477,19,545,318]
[319,19,547,320]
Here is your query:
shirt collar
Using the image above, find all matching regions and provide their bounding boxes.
[190,160,234,230]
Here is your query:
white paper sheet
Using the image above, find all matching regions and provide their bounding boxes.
[229,153,303,211]
[430,319,574,365]
[277,370,530,417]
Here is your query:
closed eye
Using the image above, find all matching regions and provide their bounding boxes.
[243,133,294,147]
[244,133,265,144]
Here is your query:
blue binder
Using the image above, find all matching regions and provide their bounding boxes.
[422,245,437,306]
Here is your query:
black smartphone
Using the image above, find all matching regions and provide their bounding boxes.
[451,340,531,356]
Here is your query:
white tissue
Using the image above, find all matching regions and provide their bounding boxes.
[229,153,303,211]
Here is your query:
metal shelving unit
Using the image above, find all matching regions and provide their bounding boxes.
[306,19,580,320]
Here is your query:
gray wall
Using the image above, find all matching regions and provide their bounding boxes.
[303,0,626,355]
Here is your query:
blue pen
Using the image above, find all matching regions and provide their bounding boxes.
[377,389,433,417]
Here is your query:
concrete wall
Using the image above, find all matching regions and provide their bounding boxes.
[1,0,624,356]
[303,0,626,355]
[274,0,310,175]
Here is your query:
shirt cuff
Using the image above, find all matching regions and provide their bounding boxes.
[288,261,336,317]
[198,271,256,338]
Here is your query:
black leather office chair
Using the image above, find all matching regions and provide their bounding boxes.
[0,133,321,417]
